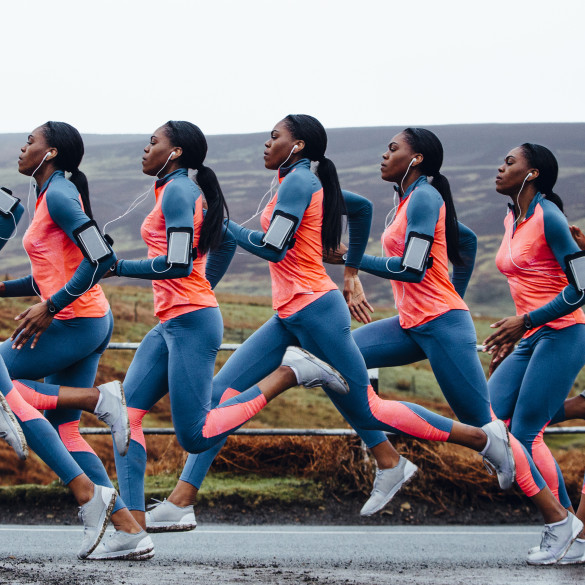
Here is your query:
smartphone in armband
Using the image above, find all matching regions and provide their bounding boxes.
[565,250,585,292]
[401,232,433,273]
[0,187,21,216]
[262,211,298,252]
[73,221,114,263]
[167,228,194,267]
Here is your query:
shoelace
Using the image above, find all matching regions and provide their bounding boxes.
[482,457,496,476]
[369,469,385,495]
[147,498,166,511]
[539,525,557,550]
[78,506,88,528]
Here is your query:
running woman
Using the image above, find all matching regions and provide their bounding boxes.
[0,122,152,560]
[98,120,351,531]
[145,116,517,538]
[0,191,117,559]
[483,143,585,564]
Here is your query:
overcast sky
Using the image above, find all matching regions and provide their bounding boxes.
[3,0,584,136]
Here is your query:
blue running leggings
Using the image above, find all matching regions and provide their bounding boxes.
[180,300,546,499]
[115,307,283,511]
[0,311,128,512]
[0,355,83,484]
[179,293,463,489]
[489,324,585,508]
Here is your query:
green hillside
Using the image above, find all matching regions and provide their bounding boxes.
[1,123,584,315]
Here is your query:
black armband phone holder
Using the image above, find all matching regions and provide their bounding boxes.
[401,232,434,274]
[73,220,114,263]
[166,227,195,267]
[0,187,21,217]
[262,211,299,252]
[565,250,585,292]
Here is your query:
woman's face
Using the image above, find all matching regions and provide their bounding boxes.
[495,147,534,196]
[142,126,177,177]
[380,132,417,183]
[18,126,52,177]
[263,120,300,170]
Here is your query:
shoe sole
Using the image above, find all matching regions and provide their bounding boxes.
[79,490,117,559]
[559,555,585,565]
[0,394,28,460]
[113,381,131,457]
[88,545,155,561]
[293,348,349,395]
[360,462,418,517]
[146,522,197,533]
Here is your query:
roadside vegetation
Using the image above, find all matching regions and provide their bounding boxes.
[0,284,584,522]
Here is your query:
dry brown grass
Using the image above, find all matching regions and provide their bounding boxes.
[2,431,584,509]
[0,287,583,510]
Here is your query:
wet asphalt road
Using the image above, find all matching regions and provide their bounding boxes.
[0,524,582,584]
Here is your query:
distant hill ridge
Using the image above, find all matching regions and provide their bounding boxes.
[0,123,583,315]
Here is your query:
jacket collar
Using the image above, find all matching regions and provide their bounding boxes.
[155,168,188,189]
[277,158,310,184]
[37,170,64,196]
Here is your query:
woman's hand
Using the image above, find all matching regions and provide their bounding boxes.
[343,267,374,324]
[570,225,585,251]
[11,301,55,349]
[483,315,525,358]
[488,342,515,376]
[323,243,348,265]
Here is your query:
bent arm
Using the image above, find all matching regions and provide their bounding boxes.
[342,190,372,268]
[117,183,195,280]
[46,191,115,311]
[451,221,477,298]
[229,172,312,263]
[359,190,440,282]
[529,208,585,327]
[205,225,236,289]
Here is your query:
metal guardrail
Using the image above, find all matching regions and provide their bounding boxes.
[91,341,584,437]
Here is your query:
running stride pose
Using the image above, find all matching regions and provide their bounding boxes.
[102,121,346,531]
[145,115,516,535]
[0,122,152,560]
[0,190,117,559]
[483,143,585,564]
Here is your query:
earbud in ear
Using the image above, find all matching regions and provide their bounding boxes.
[293,145,298,151]
[411,158,417,163]
[526,172,533,179]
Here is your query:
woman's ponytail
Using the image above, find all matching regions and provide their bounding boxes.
[69,168,93,219]
[315,156,345,254]
[196,164,229,254]
[42,122,93,219]
[283,115,345,254]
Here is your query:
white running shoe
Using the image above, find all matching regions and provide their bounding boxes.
[481,420,516,490]
[88,529,154,560]
[527,513,583,565]
[558,537,585,564]
[95,381,130,456]
[77,485,117,559]
[0,393,27,460]
[282,347,349,395]
[146,498,197,533]
[360,456,418,516]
